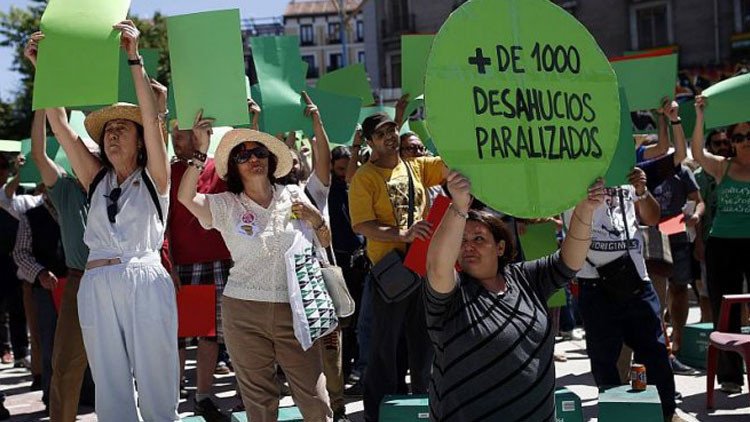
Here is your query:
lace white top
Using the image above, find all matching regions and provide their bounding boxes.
[201,184,314,302]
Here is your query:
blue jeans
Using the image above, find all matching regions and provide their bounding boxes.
[578,280,676,417]
[559,285,577,333]
[355,274,374,377]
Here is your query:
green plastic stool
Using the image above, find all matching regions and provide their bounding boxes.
[555,388,583,422]
[379,395,430,421]
[181,417,206,422]
[598,385,662,422]
[231,406,303,422]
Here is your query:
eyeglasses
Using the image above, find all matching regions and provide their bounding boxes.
[233,147,271,164]
[106,187,122,223]
[731,133,750,144]
[710,140,731,148]
[401,145,426,154]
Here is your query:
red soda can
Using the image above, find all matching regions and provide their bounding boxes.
[630,364,647,391]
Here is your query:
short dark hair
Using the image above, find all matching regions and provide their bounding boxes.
[727,122,750,138]
[399,131,419,143]
[100,121,147,169]
[331,146,351,163]
[225,143,278,194]
[467,209,517,270]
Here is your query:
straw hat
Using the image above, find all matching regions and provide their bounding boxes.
[214,129,293,180]
[84,103,143,143]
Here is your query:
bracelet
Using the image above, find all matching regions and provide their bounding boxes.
[566,232,592,242]
[450,203,469,219]
[573,211,592,227]
[314,220,327,230]
[193,150,208,162]
[127,56,143,66]
[670,118,682,126]
[635,189,649,201]
[187,159,205,172]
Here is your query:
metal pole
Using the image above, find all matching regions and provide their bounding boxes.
[340,0,348,67]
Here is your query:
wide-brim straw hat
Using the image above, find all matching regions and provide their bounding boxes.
[214,129,293,180]
[84,103,143,143]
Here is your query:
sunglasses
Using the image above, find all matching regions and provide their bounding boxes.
[233,147,271,164]
[401,145,426,154]
[106,187,122,223]
[731,133,750,144]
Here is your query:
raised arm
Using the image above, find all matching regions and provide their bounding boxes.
[630,167,661,226]
[3,156,23,200]
[302,91,331,186]
[248,99,261,131]
[691,96,726,180]
[114,20,169,194]
[177,111,214,226]
[560,179,604,271]
[346,128,363,184]
[29,110,61,188]
[426,172,471,294]
[641,102,671,161]
[665,100,687,165]
[26,32,101,189]
[394,93,410,130]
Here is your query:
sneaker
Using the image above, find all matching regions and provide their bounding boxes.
[668,413,687,422]
[560,330,583,341]
[669,357,697,375]
[720,382,742,394]
[344,381,363,398]
[346,372,361,385]
[334,411,352,422]
[1,352,12,365]
[214,361,231,375]
[194,397,229,422]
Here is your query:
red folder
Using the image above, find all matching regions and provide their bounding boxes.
[52,278,67,313]
[177,285,216,338]
[404,195,452,277]
[659,214,686,236]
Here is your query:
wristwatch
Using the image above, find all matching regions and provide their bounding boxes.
[127,56,143,66]
[635,189,649,201]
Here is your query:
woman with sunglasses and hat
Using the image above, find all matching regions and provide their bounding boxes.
[178,114,334,420]
[36,21,179,421]
[692,96,750,394]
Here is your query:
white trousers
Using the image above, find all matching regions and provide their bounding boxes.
[78,258,179,422]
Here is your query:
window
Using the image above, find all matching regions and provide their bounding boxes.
[328,22,341,43]
[328,53,343,72]
[358,51,366,64]
[300,24,314,46]
[356,20,364,42]
[741,0,750,31]
[630,2,672,50]
[302,55,317,78]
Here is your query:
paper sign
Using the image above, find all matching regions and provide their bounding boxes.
[0,140,21,153]
[19,138,61,183]
[119,49,160,105]
[177,285,217,338]
[404,195,452,276]
[316,64,374,106]
[402,35,435,100]
[611,51,677,111]
[424,0,620,218]
[703,73,750,129]
[603,88,636,187]
[306,86,362,145]
[33,0,131,109]
[52,277,67,312]
[168,9,249,129]
[659,214,686,236]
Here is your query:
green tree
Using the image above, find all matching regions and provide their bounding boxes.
[0,1,170,140]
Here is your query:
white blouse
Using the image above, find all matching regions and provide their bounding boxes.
[84,168,169,262]
[201,184,315,303]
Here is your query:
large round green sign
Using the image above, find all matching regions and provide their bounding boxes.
[425,0,620,218]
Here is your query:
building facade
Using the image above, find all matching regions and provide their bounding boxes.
[283,0,366,83]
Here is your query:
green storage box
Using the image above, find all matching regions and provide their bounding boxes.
[598,385,662,422]
[555,388,583,422]
[181,417,206,422]
[676,323,750,369]
[231,406,303,422]
[379,395,430,421]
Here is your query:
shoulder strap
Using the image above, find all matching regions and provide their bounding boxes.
[723,159,732,178]
[618,188,631,242]
[404,161,416,228]
[141,170,164,224]
[87,167,108,204]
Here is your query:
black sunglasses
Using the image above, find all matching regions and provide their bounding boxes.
[731,133,750,144]
[233,147,271,164]
[106,187,122,223]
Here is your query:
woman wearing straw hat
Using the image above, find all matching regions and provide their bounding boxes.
[36,21,179,421]
[178,113,334,421]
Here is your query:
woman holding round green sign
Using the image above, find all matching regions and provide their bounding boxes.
[425,171,603,421]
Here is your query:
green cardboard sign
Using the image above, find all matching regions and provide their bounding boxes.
[611,53,677,111]
[168,9,249,129]
[603,88,636,187]
[678,97,697,137]
[316,64,374,106]
[306,87,362,145]
[251,36,309,135]
[19,138,61,183]
[75,50,159,111]
[33,0,131,110]
[0,140,21,153]
[425,0,620,218]
[69,111,94,143]
[401,35,435,100]
[703,73,750,129]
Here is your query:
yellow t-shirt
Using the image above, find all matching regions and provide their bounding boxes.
[349,157,446,265]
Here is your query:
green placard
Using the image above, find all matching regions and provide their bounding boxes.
[306,87,362,145]
[424,0,620,218]
[401,35,435,100]
[611,53,677,111]
[603,88,636,187]
[519,221,558,261]
[251,36,309,135]
[703,73,750,129]
[678,97,697,137]
[32,0,130,110]
[120,49,159,104]
[18,138,61,183]
[168,9,249,129]
[408,119,432,144]
[68,110,94,143]
[316,63,374,106]
[0,140,21,153]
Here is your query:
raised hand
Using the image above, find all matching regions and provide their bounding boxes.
[191,109,214,151]
[24,31,45,67]
[112,20,140,59]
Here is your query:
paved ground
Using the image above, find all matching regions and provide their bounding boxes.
[1,307,748,421]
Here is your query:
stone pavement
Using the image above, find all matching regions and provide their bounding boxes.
[1,307,748,421]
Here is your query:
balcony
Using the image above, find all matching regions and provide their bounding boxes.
[300,38,316,47]
[381,13,415,39]
[328,36,342,45]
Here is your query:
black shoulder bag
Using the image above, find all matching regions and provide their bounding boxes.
[586,189,647,303]
[371,162,421,303]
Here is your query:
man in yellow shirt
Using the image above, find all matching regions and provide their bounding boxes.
[349,112,447,422]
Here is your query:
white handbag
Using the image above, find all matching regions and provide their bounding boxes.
[317,247,356,319]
